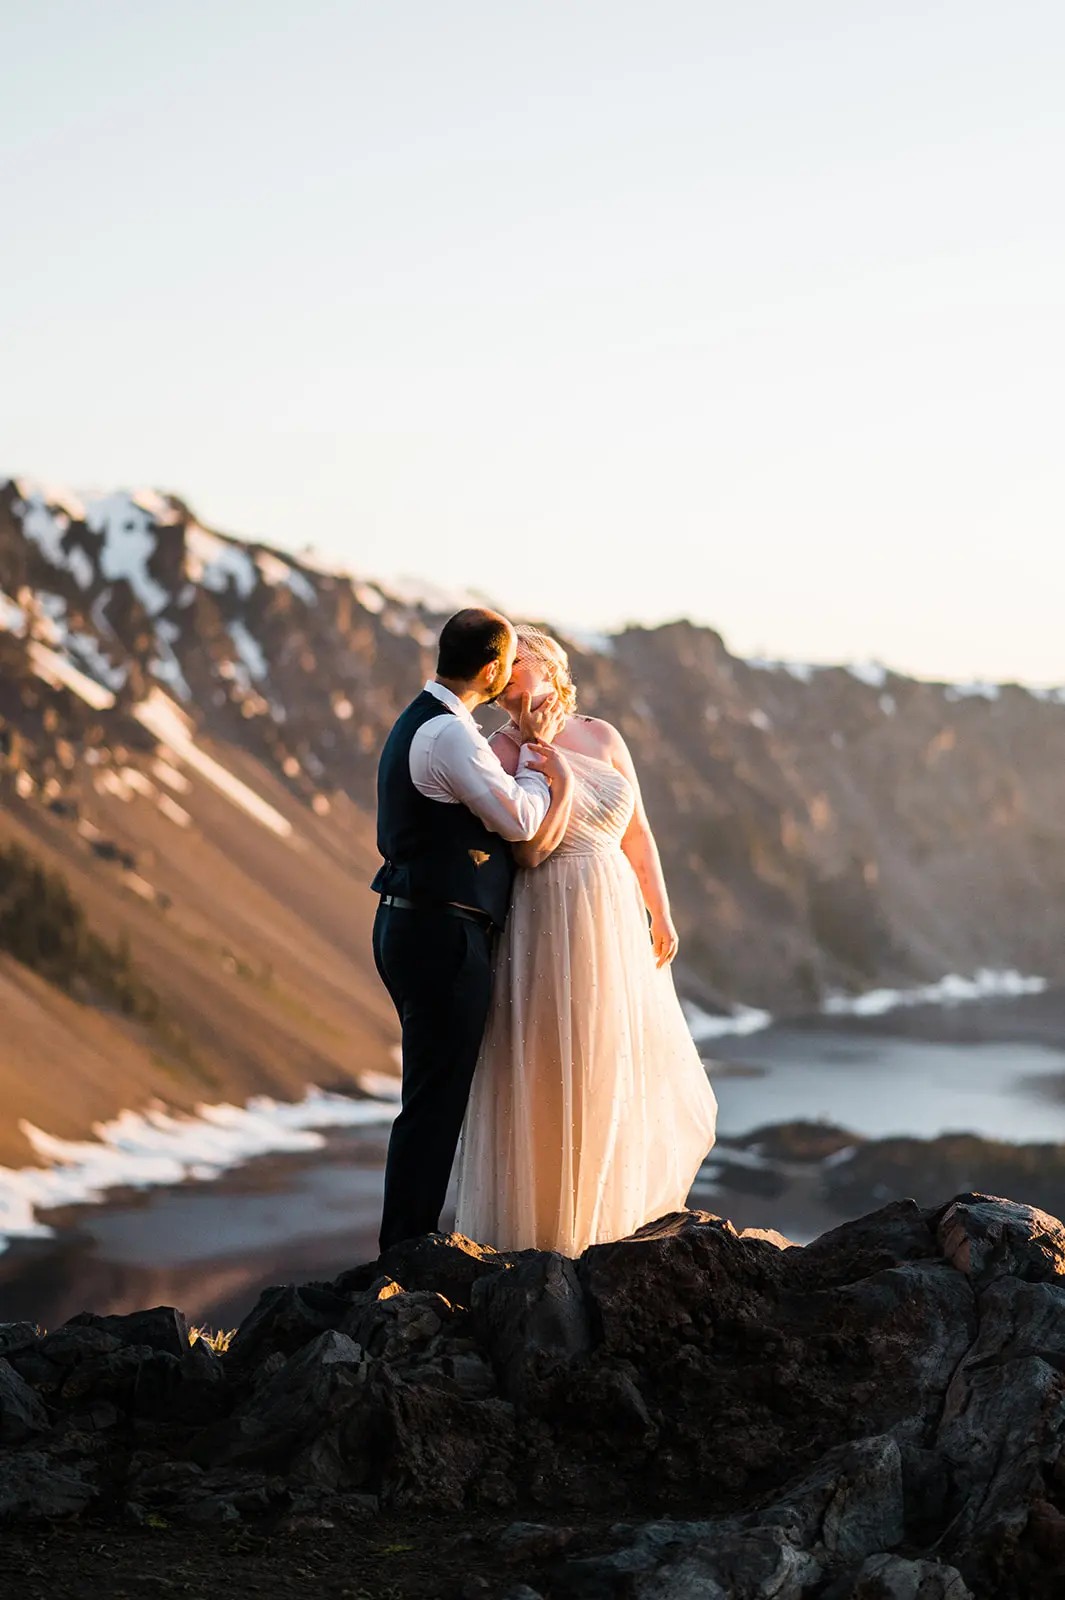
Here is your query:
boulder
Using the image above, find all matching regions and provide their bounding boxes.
[343,1363,517,1510]
[0,1358,51,1446]
[934,1275,1065,1590]
[186,1328,365,1470]
[796,1199,940,1288]
[223,1282,351,1370]
[749,1434,905,1562]
[471,1253,591,1398]
[825,1553,974,1599]
[38,1325,125,1365]
[552,1517,824,1599]
[0,1321,42,1360]
[328,1230,511,1306]
[0,1449,98,1518]
[342,1285,454,1363]
[60,1305,192,1359]
[935,1194,1065,1287]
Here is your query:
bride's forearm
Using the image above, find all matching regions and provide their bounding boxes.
[514,773,575,868]
[622,822,671,920]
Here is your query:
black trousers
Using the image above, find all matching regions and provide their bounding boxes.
[373,900,495,1253]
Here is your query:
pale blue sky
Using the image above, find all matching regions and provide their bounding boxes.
[3,2,1063,682]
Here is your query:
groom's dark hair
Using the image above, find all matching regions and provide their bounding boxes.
[437,609,512,681]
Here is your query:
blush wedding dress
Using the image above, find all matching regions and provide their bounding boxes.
[454,729,719,1257]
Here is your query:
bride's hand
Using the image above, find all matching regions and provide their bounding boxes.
[651,913,679,968]
[518,690,565,746]
[526,741,572,787]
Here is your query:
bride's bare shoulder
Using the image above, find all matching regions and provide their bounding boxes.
[569,715,622,758]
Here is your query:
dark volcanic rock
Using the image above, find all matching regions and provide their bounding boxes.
[471,1253,591,1400]
[59,1305,192,1359]
[187,1328,365,1471]
[934,1192,1065,1286]
[797,1196,940,1285]
[347,1364,518,1511]
[0,1322,41,1361]
[343,1284,454,1362]
[3,1190,1065,1598]
[329,1230,511,1304]
[0,1358,51,1445]
[825,1555,974,1599]
[222,1281,351,1371]
[0,1449,99,1517]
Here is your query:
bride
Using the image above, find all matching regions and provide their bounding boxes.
[455,625,719,1257]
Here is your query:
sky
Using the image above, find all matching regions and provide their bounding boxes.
[3,1,1063,684]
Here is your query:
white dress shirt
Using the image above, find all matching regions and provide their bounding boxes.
[409,680,550,842]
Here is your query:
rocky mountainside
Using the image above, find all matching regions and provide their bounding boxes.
[1,474,1065,1156]
[2,1192,1065,1598]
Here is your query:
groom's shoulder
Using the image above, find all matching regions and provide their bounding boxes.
[395,688,453,725]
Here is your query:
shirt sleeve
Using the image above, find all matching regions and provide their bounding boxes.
[425,718,551,841]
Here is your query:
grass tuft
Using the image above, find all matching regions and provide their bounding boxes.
[188,1323,237,1352]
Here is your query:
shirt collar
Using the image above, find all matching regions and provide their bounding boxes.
[423,679,475,725]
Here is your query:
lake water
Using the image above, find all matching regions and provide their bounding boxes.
[4,990,1065,1331]
[706,1019,1065,1144]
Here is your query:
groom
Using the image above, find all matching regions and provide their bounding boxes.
[371,607,565,1251]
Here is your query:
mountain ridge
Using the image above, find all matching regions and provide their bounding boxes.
[1,473,1064,1163]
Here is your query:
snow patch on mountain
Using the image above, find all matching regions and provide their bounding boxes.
[185,523,257,599]
[944,681,1000,702]
[133,688,294,840]
[27,641,116,710]
[129,488,181,525]
[152,757,191,793]
[684,1001,774,1041]
[86,493,170,615]
[847,660,889,689]
[19,488,93,590]
[383,574,492,614]
[563,627,617,657]
[746,656,822,683]
[228,618,268,683]
[255,548,317,606]
[353,582,386,615]
[151,617,192,701]
[156,794,192,828]
[821,967,1047,1016]
[0,590,27,632]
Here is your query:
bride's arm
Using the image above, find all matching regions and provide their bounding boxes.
[604,725,680,968]
[489,732,575,868]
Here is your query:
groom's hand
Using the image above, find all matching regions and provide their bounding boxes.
[518,690,565,746]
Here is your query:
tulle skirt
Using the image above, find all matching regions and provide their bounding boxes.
[454,844,719,1257]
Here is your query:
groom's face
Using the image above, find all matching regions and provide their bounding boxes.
[482,633,518,704]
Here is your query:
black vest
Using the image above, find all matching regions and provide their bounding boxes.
[371,690,516,928]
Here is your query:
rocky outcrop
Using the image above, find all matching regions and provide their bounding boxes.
[3,1192,1065,1596]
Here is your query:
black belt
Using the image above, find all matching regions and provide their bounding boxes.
[379,893,495,929]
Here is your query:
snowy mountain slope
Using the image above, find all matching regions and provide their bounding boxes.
[2,473,1065,1161]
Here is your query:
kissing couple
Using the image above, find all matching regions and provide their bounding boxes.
[371,607,718,1257]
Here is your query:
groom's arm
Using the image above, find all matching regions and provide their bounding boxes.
[414,718,551,842]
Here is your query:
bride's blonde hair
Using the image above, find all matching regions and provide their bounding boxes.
[515,625,578,715]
